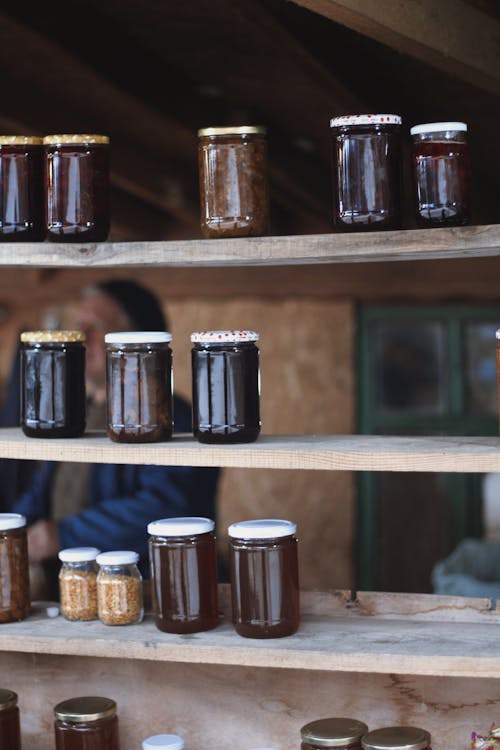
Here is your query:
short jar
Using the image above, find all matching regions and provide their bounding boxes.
[105,332,173,443]
[411,121,470,227]
[330,114,402,232]
[198,126,269,238]
[148,517,218,634]
[59,547,100,622]
[54,696,119,750]
[301,718,368,750]
[44,134,110,242]
[96,551,143,626]
[191,330,260,444]
[20,330,86,438]
[142,734,185,750]
[0,689,21,750]
[0,135,44,241]
[228,519,299,638]
[362,727,431,750]
[0,513,30,623]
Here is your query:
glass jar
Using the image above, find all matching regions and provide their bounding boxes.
[191,330,260,444]
[20,330,86,438]
[142,735,185,750]
[54,696,119,750]
[0,689,21,750]
[411,121,470,227]
[148,517,218,634]
[0,513,30,623]
[228,519,299,638]
[105,332,173,443]
[59,547,100,622]
[96,551,143,626]
[330,114,402,231]
[44,134,110,242]
[301,719,368,750]
[198,126,269,238]
[0,135,44,241]
[362,727,431,750]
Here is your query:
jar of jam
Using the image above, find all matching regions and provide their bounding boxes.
[0,513,30,623]
[330,114,402,231]
[411,121,470,227]
[105,332,173,443]
[20,330,86,438]
[44,134,110,242]
[198,126,269,238]
[96,551,143,626]
[0,689,21,750]
[59,547,100,622]
[148,516,218,634]
[362,727,430,750]
[54,696,119,750]
[0,135,44,241]
[228,519,299,638]
[142,735,185,749]
[191,330,260,444]
[301,718,368,750]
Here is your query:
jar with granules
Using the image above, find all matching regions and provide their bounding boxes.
[59,547,100,621]
[97,551,143,626]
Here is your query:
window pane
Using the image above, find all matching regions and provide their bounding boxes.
[465,322,498,417]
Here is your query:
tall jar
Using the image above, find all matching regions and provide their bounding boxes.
[330,114,402,231]
[191,330,260,444]
[411,121,470,227]
[362,727,431,750]
[148,517,218,634]
[0,689,21,750]
[198,126,269,238]
[142,735,185,750]
[228,519,299,639]
[54,696,119,750]
[301,718,368,750]
[20,330,86,438]
[96,551,144,626]
[0,513,30,623]
[44,134,110,242]
[105,332,173,443]
[0,135,44,241]
[59,547,100,622]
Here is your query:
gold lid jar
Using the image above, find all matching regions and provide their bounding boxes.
[301,718,368,748]
[54,696,117,723]
[362,727,431,750]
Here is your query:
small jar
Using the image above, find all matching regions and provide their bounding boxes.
[228,519,299,639]
[0,689,21,750]
[58,547,100,622]
[142,735,185,750]
[301,718,368,750]
[362,727,431,750]
[54,696,119,750]
[0,513,30,623]
[411,121,470,227]
[330,114,402,231]
[20,330,86,438]
[44,134,110,242]
[191,330,260,444]
[148,517,218,634]
[105,332,173,444]
[198,126,269,238]
[96,551,143,626]
[0,135,44,241]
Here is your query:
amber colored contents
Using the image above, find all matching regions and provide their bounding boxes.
[55,715,119,750]
[0,144,44,241]
[0,526,30,623]
[0,702,21,750]
[412,139,470,227]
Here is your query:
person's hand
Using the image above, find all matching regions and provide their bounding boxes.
[27,520,60,562]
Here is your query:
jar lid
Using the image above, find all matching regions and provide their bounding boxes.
[59,547,101,563]
[228,519,297,539]
[0,513,26,530]
[20,330,86,343]
[43,134,109,145]
[191,330,259,343]
[104,331,172,344]
[96,550,139,566]
[362,728,430,750]
[301,718,369,747]
[0,135,43,145]
[54,696,117,722]
[0,690,18,712]
[198,125,266,137]
[142,735,185,750]
[410,121,467,135]
[330,114,402,127]
[495,329,500,339]
[148,517,215,537]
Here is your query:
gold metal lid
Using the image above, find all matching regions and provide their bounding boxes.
[198,125,266,137]
[0,690,17,712]
[20,330,86,343]
[0,136,43,146]
[54,697,117,723]
[43,134,109,145]
[362,728,430,750]
[301,719,368,747]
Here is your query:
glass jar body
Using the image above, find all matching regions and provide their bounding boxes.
[192,341,260,444]
[54,714,119,750]
[0,525,30,623]
[0,704,21,749]
[97,563,143,626]
[21,341,86,438]
[0,144,44,241]
[59,560,98,621]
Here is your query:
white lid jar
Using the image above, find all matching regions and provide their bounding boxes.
[96,551,144,626]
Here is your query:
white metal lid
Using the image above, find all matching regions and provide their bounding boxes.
[142,736,185,750]
[496,329,500,340]
[58,547,101,563]
[330,114,402,127]
[0,513,26,530]
[105,332,172,344]
[410,121,467,135]
[228,519,297,539]
[191,330,259,343]
[96,551,139,566]
[148,517,215,537]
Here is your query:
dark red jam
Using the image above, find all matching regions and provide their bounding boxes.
[0,137,44,241]
[54,697,119,750]
[0,690,21,750]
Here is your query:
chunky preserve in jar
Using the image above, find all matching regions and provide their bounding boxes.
[105,332,173,443]
[44,134,110,242]
[191,330,260,444]
[301,718,368,750]
[330,114,402,231]
[20,330,86,438]
[148,517,218,634]
[54,696,119,750]
[0,689,21,750]
[0,513,30,623]
[362,727,431,750]
[229,519,299,638]
[59,547,100,622]
[0,135,44,241]
[142,735,185,750]
[198,126,269,238]
[97,551,143,626]
[411,121,470,227]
